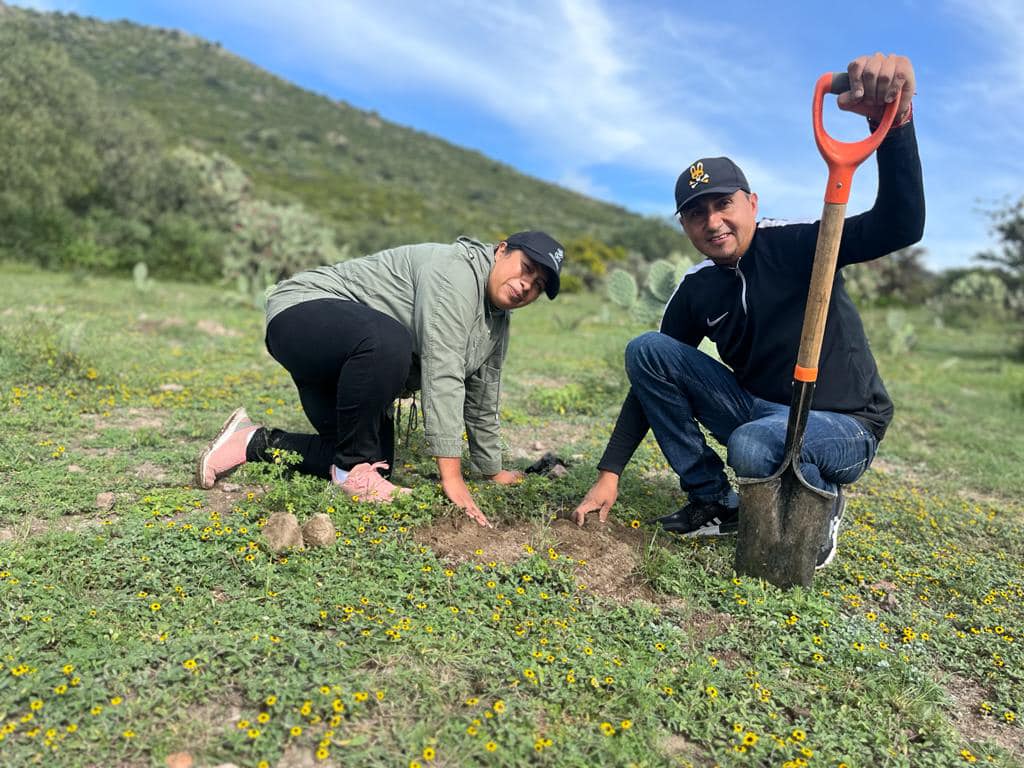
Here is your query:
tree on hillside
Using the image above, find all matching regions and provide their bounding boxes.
[0,31,103,240]
[977,196,1024,290]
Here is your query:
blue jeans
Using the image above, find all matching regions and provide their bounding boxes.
[625,332,878,503]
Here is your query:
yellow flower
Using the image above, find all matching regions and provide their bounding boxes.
[492,700,506,713]
[266,695,277,706]
[791,728,806,742]
[705,685,718,699]
[257,712,270,724]
[110,696,123,706]
[600,721,615,736]
[620,720,632,730]
[422,746,436,761]
[122,729,136,739]
[485,741,497,752]
[290,725,302,737]
[316,747,329,760]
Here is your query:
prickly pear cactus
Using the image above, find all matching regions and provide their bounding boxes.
[607,268,638,309]
[646,260,680,303]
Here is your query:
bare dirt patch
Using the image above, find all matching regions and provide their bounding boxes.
[200,482,265,518]
[134,461,170,483]
[415,515,671,605]
[503,422,591,463]
[944,673,1023,758]
[134,313,185,334]
[82,407,166,432]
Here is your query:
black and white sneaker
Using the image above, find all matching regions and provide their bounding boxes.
[815,487,846,569]
[652,499,740,537]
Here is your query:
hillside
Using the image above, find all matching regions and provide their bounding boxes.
[1,2,680,260]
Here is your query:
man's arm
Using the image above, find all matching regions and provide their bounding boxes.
[835,53,925,266]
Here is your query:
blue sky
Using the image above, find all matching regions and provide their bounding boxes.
[12,0,1024,271]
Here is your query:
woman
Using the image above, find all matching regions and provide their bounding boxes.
[196,231,565,527]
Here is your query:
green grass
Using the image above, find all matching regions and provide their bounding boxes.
[1,264,1021,767]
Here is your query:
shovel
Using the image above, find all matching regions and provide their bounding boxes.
[733,72,899,589]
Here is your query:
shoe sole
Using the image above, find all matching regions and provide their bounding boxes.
[678,519,739,537]
[815,493,846,570]
[196,407,248,489]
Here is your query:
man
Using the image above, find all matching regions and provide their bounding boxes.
[197,231,566,527]
[573,53,923,568]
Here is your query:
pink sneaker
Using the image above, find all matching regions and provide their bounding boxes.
[334,462,412,502]
[196,407,260,489]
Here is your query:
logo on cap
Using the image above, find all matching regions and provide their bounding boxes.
[549,247,564,269]
[688,161,710,190]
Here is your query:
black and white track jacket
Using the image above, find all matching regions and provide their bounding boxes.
[598,120,925,475]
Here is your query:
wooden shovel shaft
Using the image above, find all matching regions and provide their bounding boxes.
[796,202,847,374]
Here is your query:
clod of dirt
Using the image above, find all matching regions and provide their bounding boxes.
[96,492,116,511]
[302,514,336,548]
[263,512,303,552]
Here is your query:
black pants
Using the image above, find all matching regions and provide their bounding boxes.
[248,298,414,478]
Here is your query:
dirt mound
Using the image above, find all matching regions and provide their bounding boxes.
[415,516,666,604]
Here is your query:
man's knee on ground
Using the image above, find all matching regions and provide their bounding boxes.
[727,422,784,479]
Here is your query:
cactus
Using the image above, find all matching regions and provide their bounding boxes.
[607,268,639,309]
[843,262,883,305]
[223,199,345,308]
[607,258,695,327]
[132,261,153,292]
[884,309,915,356]
[646,259,679,303]
[949,271,1008,304]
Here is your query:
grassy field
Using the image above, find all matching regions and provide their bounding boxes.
[1,263,1022,767]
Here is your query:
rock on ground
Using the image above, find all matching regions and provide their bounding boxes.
[263,512,303,552]
[302,513,336,548]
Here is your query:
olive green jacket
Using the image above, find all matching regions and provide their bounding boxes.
[265,237,509,474]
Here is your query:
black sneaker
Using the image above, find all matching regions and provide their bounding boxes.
[653,499,739,537]
[816,487,846,569]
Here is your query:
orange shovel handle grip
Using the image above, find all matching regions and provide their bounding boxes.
[812,72,899,204]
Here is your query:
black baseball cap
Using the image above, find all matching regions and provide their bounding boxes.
[505,231,565,299]
[674,157,750,215]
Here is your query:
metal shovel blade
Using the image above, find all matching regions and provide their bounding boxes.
[735,463,835,588]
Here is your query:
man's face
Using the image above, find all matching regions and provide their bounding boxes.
[679,190,759,266]
[486,243,547,310]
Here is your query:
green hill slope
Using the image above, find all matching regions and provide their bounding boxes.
[2,2,680,260]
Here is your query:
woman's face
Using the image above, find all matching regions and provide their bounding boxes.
[486,243,547,310]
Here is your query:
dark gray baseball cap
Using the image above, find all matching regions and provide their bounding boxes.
[506,230,565,299]
[674,157,750,214]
